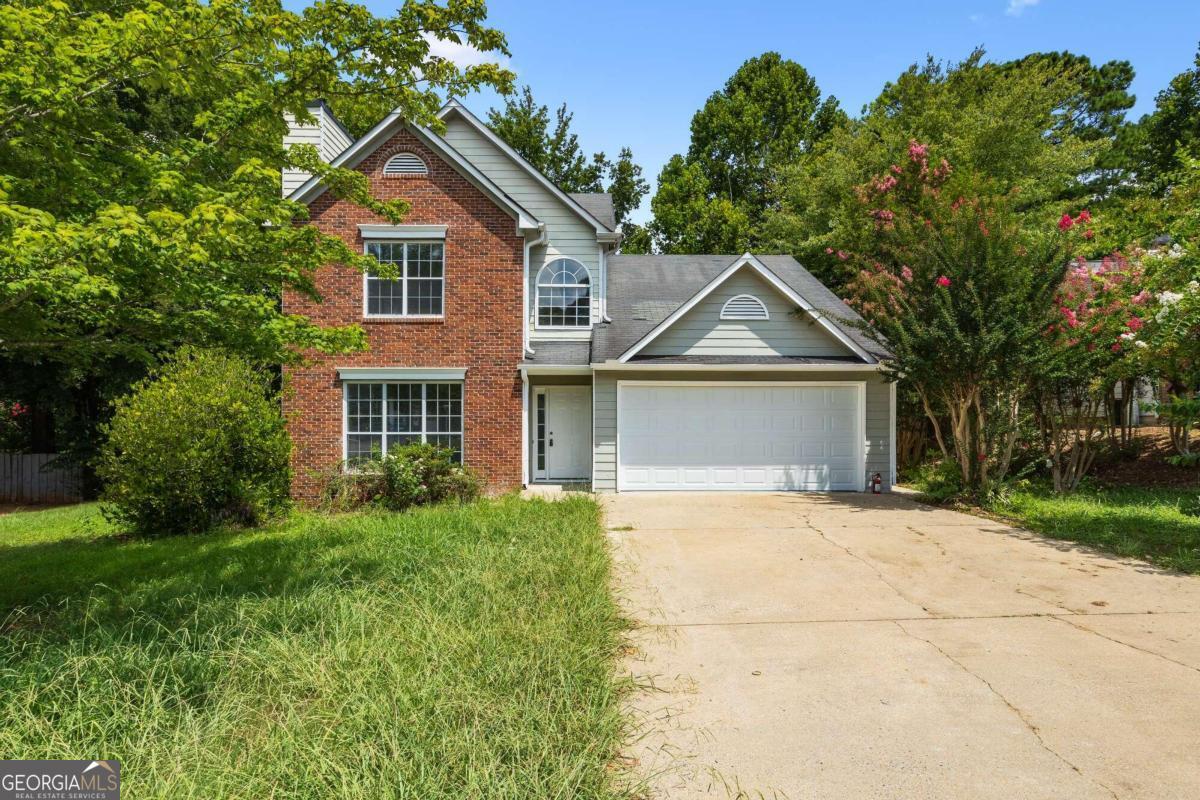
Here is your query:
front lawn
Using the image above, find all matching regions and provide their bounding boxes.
[0,498,631,799]
[989,485,1200,573]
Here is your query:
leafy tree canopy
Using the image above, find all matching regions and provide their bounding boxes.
[646,52,843,253]
[486,85,647,225]
[0,0,514,371]
[762,49,1111,286]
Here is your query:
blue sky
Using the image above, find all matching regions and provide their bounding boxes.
[361,0,1200,223]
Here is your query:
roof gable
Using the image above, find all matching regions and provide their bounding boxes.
[436,101,617,236]
[593,254,887,364]
[285,111,539,231]
[639,266,856,359]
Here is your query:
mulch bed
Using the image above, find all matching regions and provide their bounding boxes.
[1092,426,1200,490]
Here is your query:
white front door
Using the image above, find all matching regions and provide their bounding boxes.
[543,387,591,480]
[617,382,864,491]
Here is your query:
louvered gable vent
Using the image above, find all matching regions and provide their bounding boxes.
[720,294,769,320]
[383,152,427,176]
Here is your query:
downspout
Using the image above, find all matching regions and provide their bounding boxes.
[599,242,613,323]
[521,369,530,487]
[523,223,547,356]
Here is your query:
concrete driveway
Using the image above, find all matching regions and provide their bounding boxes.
[606,492,1200,800]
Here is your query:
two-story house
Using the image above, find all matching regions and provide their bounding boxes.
[282,100,896,499]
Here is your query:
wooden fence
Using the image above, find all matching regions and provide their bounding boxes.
[0,453,83,504]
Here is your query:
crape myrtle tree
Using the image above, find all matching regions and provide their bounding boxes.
[763,50,1114,289]
[0,0,514,466]
[1031,250,1148,491]
[838,141,1089,498]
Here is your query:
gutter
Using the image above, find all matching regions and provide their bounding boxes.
[523,224,547,357]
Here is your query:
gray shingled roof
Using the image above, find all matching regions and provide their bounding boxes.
[592,254,889,363]
[520,340,591,366]
[568,193,616,230]
[626,355,868,365]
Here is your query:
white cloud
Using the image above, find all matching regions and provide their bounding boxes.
[422,33,512,71]
[1005,0,1041,16]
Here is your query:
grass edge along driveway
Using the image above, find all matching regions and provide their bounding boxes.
[0,497,636,800]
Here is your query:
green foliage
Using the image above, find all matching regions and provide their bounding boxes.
[0,0,514,370]
[990,484,1200,573]
[487,87,647,224]
[765,50,1109,287]
[322,443,481,511]
[841,139,1089,496]
[1123,45,1200,194]
[904,459,965,504]
[0,498,632,798]
[646,52,842,253]
[647,155,750,254]
[97,348,291,535]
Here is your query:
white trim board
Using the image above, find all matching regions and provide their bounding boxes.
[357,224,446,239]
[592,362,884,372]
[336,367,466,381]
[614,379,868,493]
[614,254,877,365]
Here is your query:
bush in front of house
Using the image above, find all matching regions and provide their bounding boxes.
[321,443,481,511]
[97,348,291,535]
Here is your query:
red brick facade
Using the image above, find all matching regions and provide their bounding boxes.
[283,129,525,500]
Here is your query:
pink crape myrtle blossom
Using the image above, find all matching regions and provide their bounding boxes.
[1058,213,1075,231]
[900,265,913,282]
[936,275,951,288]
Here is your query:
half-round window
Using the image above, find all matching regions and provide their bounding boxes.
[721,294,769,320]
[536,259,591,328]
[383,152,428,176]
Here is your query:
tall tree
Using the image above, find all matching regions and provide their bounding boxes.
[1124,45,1200,194]
[0,0,514,464]
[487,86,648,225]
[646,52,844,253]
[762,50,1108,286]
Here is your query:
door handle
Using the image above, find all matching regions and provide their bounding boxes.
[549,436,554,447]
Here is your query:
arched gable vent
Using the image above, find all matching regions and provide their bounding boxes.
[720,294,770,321]
[383,152,428,176]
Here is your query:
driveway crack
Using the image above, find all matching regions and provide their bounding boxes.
[1051,615,1200,675]
[812,525,935,617]
[893,620,1119,800]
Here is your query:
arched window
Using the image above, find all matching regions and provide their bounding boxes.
[720,294,769,321]
[536,259,591,328]
[383,152,428,176]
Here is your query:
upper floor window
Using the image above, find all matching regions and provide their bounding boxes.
[536,258,590,328]
[365,241,444,317]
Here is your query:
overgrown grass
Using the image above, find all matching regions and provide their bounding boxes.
[903,465,1200,573]
[0,499,632,799]
[990,484,1200,573]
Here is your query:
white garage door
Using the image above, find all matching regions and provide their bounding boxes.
[617,383,863,491]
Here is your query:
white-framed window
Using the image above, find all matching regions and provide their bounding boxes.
[535,258,591,328]
[344,382,463,463]
[364,241,444,317]
[720,294,769,320]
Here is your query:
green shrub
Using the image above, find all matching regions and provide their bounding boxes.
[97,348,291,535]
[321,443,481,511]
[905,459,966,503]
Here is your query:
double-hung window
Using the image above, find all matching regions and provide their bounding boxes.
[364,241,444,317]
[344,382,463,463]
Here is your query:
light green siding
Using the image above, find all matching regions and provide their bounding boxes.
[642,267,854,358]
[591,371,893,492]
[441,116,601,332]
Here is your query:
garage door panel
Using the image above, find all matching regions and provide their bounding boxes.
[618,383,862,491]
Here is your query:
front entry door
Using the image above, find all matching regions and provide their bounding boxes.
[545,387,591,480]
